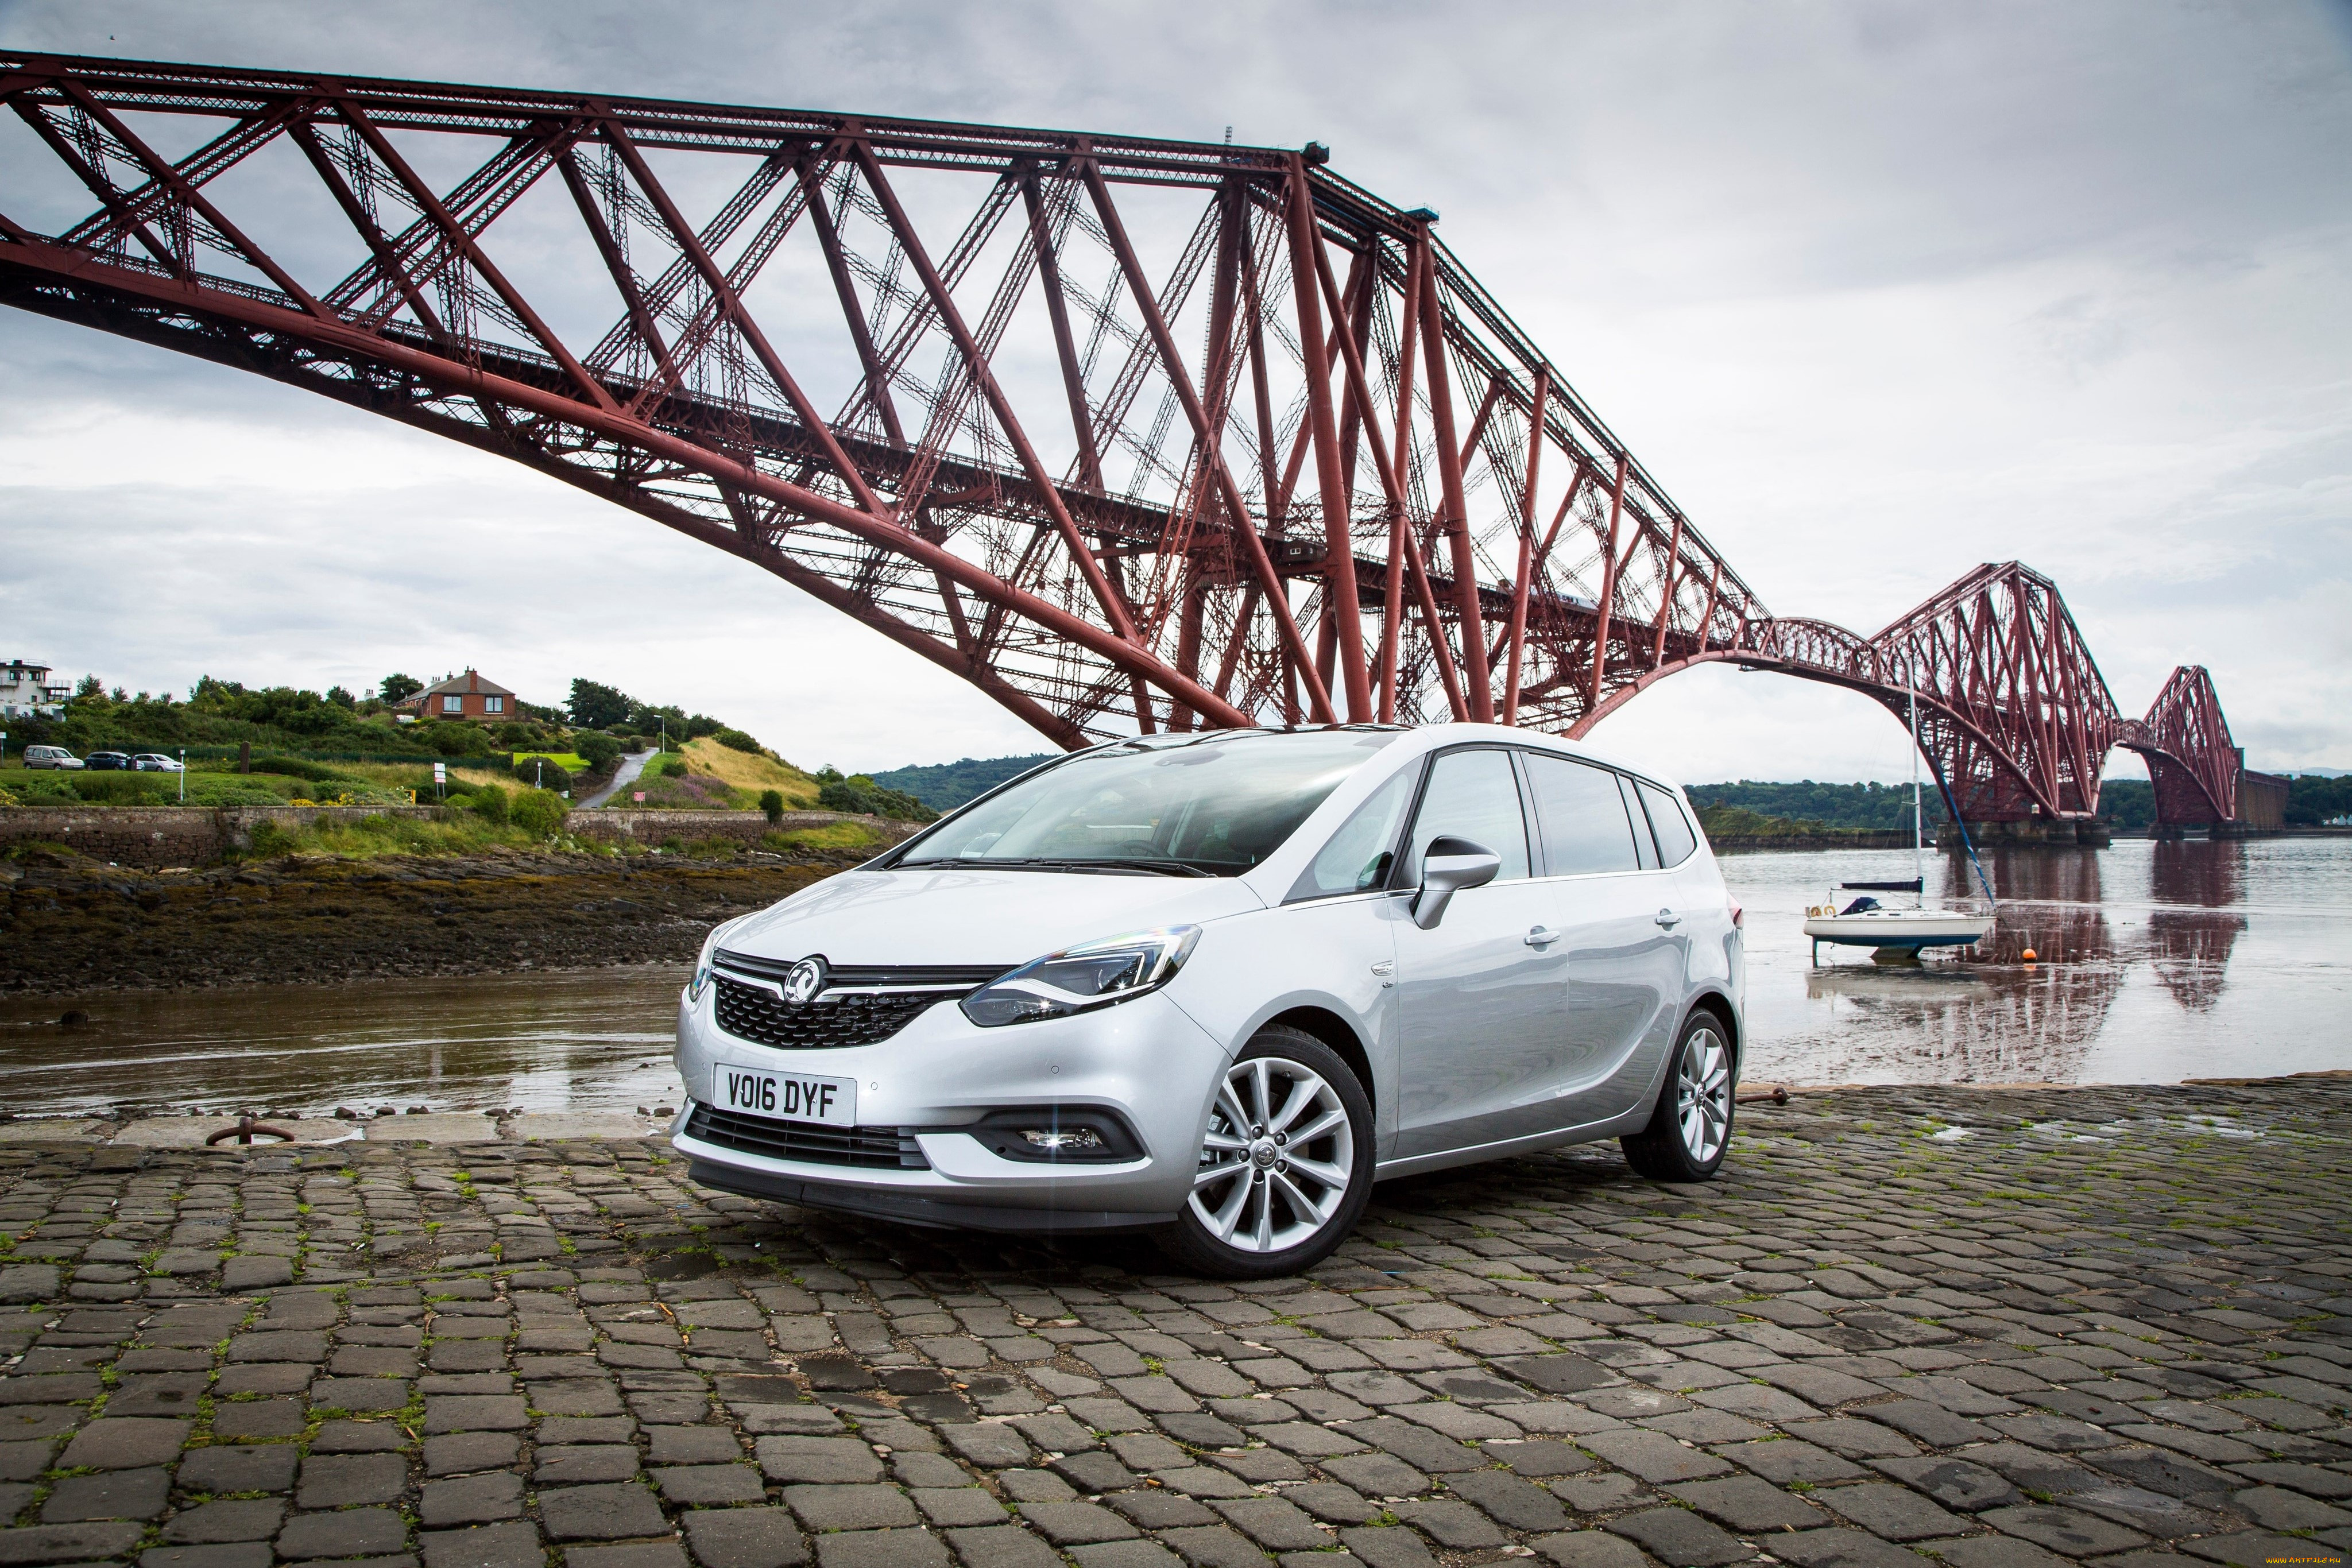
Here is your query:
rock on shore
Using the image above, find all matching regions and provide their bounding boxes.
[0,846,861,994]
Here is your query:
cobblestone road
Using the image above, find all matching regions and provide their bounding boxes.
[3,1081,2348,1568]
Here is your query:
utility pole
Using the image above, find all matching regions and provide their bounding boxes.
[179,749,186,803]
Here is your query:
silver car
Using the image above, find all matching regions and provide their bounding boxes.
[671,723,1744,1277]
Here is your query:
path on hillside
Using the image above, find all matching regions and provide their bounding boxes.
[578,749,658,810]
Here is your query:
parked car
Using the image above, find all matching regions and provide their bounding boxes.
[130,753,183,772]
[82,751,133,771]
[670,723,1744,1276]
[21,745,83,770]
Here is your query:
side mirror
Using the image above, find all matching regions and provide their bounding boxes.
[1412,835,1501,929]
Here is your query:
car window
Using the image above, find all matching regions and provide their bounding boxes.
[1617,774,1659,869]
[1402,749,1530,884]
[1286,766,1418,902]
[1637,780,1699,867]
[1523,752,1643,876]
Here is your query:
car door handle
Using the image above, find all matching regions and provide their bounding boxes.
[1525,926,1560,946]
[1654,909,1681,928]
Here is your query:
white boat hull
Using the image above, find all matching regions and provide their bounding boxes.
[1802,909,1994,948]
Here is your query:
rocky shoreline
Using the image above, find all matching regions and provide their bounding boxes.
[0,846,865,996]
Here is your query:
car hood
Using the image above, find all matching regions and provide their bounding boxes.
[714,866,1266,969]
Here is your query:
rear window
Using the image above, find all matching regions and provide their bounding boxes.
[1522,752,1643,875]
[1636,780,1699,867]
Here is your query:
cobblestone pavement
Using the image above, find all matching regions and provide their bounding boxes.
[3,1080,2349,1568]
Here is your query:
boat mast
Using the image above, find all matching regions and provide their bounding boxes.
[1909,686,1923,906]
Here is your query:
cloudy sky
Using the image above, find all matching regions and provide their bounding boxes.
[1,0,2346,781]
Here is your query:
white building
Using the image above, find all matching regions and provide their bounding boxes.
[1,659,69,719]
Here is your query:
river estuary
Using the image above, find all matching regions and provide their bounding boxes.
[1,838,2343,1117]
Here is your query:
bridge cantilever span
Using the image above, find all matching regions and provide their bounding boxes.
[0,53,2271,831]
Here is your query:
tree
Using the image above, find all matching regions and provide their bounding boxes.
[380,673,423,704]
[568,677,635,730]
[326,686,357,708]
[759,788,786,824]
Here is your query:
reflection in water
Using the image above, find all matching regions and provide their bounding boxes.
[0,841,2343,1110]
[1731,837,2349,1086]
[0,967,686,1118]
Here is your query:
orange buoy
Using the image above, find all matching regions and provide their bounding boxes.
[2021,947,2037,962]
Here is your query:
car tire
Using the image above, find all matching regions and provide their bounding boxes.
[1158,1025,1376,1279]
[1621,1009,1736,1182]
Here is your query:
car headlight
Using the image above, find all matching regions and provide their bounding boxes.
[960,926,1201,1029]
[687,924,729,1003]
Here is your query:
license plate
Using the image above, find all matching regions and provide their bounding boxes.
[714,1064,857,1126]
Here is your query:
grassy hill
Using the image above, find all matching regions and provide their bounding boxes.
[866,754,1059,812]
[680,738,821,806]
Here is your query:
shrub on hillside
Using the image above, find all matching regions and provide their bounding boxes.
[715,729,762,754]
[574,732,622,771]
[247,821,298,858]
[473,784,509,825]
[510,787,569,837]
[510,755,571,789]
[249,756,343,783]
[68,775,174,806]
[427,721,492,757]
[759,788,785,824]
[814,769,938,823]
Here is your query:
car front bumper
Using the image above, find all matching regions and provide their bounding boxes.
[670,982,1230,1232]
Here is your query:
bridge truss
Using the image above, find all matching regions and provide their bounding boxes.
[0,53,2259,827]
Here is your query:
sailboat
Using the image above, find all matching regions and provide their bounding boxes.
[1803,688,1995,962]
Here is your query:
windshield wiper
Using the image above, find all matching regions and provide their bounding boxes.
[900,855,1213,877]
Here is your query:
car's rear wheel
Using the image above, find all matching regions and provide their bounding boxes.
[1158,1025,1374,1279]
[1622,1010,1735,1182]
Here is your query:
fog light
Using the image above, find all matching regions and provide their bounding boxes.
[1020,1126,1105,1152]
[970,1105,1144,1163]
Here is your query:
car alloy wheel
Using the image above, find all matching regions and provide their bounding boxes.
[1160,1025,1374,1277]
[1676,1023,1732,1164]
[1190,1054,1355,1253]
[1622,1008,1736,1182]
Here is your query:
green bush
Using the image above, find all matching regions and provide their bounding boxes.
[510,787,570,837]
[473,783,510,825]
[575,732,622,771]
[715,729,763,754]
[759,788,785,824]
[427,722,492,757]
[67,774,173,806]
[16,775,82,803]
[184,777,289,808]
[510,755,571,789]
[247,821,298,858]
[247,756,342,783]
[815,772,937,822]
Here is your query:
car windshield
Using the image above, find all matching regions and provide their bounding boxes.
[893,729,1404,877]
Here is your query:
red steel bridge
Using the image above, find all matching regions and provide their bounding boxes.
[0,55,2277,833]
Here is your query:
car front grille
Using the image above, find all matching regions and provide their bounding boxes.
[683,1104,930,1170]
[709,954,1011,1051]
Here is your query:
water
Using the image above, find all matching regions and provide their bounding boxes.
[0,969,687,1120]
[1,840,2345,1116]
[1724,837,2352,1085]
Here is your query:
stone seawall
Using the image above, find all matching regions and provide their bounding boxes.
[0,804,918,868]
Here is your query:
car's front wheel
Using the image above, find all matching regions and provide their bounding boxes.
[1622,1009,1736,1182]
[1158,1025,1374,1279]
